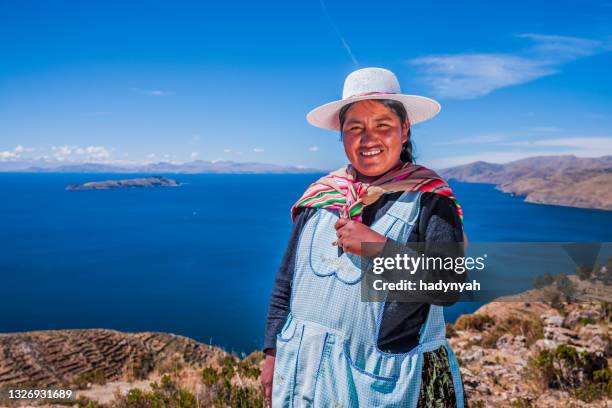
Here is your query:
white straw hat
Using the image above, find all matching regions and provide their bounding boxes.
[306,67,441,131]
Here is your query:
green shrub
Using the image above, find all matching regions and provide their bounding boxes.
[200,359,263,407]
[238,351,264,379]
[75,397,106,408]
[602,302,612,324]
[530,344,612,402]
[445,322,457,338]
[238,359,261,380]
[220,356,236,381]
[201,366,220,386]
[130,351,156,380]
[555,273,575,301]
[454,314,495,331]
[509,397,534,408]
[603,257,612,284]
[533,271,555,289]
[576,264,593,280]
[479,316,543,349]
[115,375,197,408]
[72,368,107,389]
[210,379,263,408]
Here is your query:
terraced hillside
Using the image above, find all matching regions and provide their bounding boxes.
[0,329,226,388]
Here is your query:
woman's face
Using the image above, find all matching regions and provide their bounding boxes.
[341,99,409,178]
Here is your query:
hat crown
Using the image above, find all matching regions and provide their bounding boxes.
[342,67,401,99]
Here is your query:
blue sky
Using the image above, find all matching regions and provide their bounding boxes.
[1,0,611,170]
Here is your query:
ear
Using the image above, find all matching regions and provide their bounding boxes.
[401,120,410,144]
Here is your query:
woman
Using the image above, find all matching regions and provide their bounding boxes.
[262,67,467,407]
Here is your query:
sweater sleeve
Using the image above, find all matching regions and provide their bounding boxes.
[376,193,465,353]
[263,207,315,352]
[378,193,466,306]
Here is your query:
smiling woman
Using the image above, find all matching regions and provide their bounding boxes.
[262,67,467,408]
[339,98,413,178]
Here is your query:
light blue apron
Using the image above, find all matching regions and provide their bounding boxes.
[272,190,464,408]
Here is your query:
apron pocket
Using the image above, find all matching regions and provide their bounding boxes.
[277,313,298,342]
[272,320,303,407]
[344,343,399,396]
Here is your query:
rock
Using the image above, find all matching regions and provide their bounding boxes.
[576,324,611,354]
[496,334,527,352]
[461,348,484,362]
[544,326,579,344]
[476,382,490,394]
[542,314,564,327]
[469,335,483,343]
[564,304,603,328]
[452,300,611,407]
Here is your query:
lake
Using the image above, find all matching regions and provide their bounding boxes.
[0,173,610,354]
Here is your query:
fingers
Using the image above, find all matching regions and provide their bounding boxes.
[260,355,275,407]
[264,383,272,407]
[261,377,272,407]
[334,218,349,230]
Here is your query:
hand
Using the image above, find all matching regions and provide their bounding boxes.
[334,218,387,256]
[261,353,275,407]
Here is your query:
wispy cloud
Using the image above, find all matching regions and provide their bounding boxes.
[130,88,175,96]
[529,126,560,132]
[409,34,612,99]
[0,151,18,161]
[430,151,537,169]
[253,148,264,153]
[517,33,605,61]
[429,136,612,168]
[308,145,319,152]
[51,145,113,162]
[0,145,33,161]
[436,133,506,145]
[223,148,231,153]
[191,152,200,159]
[502,136,612,152]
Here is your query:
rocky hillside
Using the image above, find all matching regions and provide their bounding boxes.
[439,155,612,210]
[449,300,611,407]
[0,330,226,388]
[0,299,609,407]
[0,329,264,407]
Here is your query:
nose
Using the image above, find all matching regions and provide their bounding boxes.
[360,128,378,147]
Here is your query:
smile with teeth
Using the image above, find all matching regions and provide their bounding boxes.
[360,149,383,157]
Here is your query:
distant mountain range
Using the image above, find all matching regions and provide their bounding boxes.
[3,155,611,210]
[0,159,325,174]
[439,155,612,210]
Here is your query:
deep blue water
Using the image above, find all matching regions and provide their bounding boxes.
[1,173,611,354]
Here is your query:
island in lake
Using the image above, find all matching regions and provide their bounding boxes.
[66,176,179,190]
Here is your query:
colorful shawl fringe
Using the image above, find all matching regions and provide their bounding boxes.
[291,162,463,224]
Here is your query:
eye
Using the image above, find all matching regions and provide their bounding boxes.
[377,123,390,128]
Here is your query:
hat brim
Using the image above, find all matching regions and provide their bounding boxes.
[306,94,441,131]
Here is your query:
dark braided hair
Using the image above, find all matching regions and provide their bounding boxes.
[338,99,415,164]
